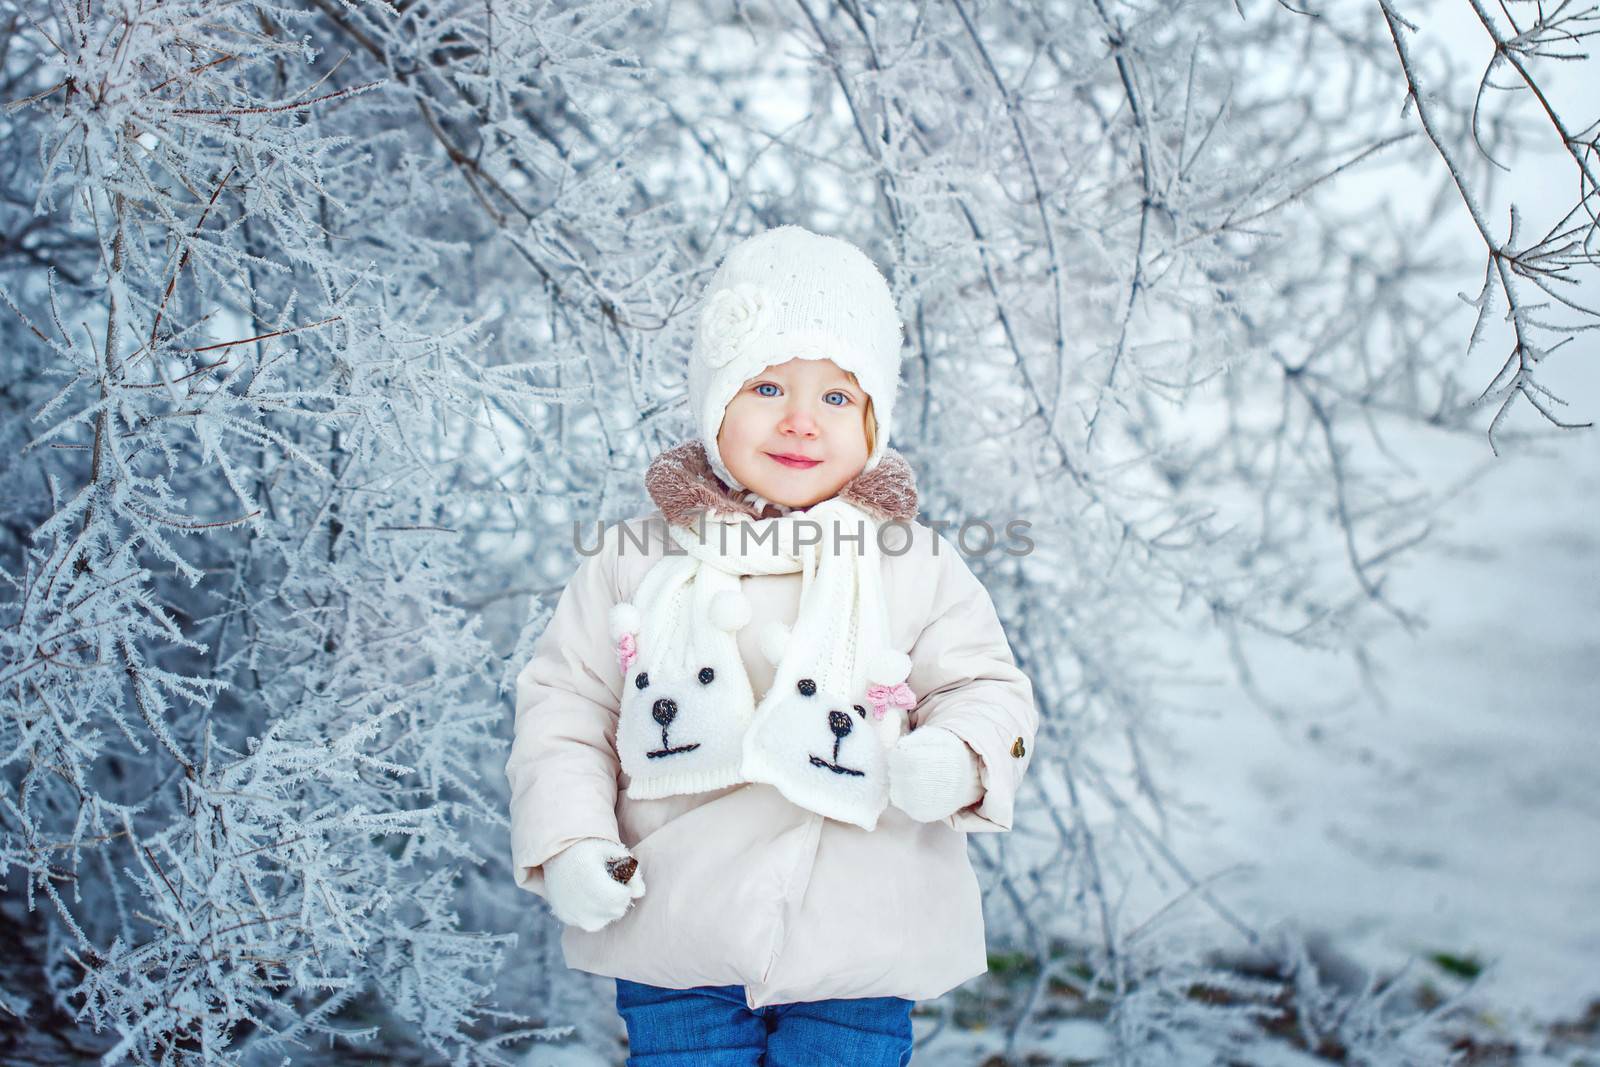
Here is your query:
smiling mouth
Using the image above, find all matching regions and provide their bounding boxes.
[767,453,822,469]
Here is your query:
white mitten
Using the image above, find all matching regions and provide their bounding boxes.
[888,726,984,823]
[541,837,647,932]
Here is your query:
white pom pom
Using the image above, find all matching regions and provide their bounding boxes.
[756,621,791,665]
[709,591,751,631]
[864,649,911,686]
[609,602,641,641]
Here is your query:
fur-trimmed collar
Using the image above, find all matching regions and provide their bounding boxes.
[644,440,918,527]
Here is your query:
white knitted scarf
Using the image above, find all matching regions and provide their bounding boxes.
[606,497,916,829]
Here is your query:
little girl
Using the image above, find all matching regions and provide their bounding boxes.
[505,225,1038,1065]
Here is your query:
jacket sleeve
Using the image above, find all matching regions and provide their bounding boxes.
[504,525,627,897]
[903,531,1038,833]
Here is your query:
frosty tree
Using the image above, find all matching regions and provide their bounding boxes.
[0,1,571,1061]
[1,0,1593,1064]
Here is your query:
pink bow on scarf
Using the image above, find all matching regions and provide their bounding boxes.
[865,682,917,721]
[616,633,637,675]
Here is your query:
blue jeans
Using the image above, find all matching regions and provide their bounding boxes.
[614,978,915,1066]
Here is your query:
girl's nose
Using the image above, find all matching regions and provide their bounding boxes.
[780,403,820,436]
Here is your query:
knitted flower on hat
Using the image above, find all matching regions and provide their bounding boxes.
[696,283,771,368]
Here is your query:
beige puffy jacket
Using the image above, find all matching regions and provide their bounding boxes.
[504,445,1038,1010]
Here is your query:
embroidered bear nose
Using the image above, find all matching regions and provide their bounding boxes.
[827,710,852,739]
[698,666,715,684]
[797,678,817,696]
[652,698,677,727]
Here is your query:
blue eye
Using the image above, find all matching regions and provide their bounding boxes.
[825,391,851,406]
[755,383,779,397]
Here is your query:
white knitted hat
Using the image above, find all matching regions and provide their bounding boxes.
[689,225,906,492]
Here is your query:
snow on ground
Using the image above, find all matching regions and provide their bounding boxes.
[1116,4,1600,1042]
[1140,404,1599,1031]
[906,412,1598,1060]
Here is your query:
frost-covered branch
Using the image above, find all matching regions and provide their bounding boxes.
[1376,0,1599,453]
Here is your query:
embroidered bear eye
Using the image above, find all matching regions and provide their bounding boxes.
[853,704,867,719]
[797,678,817,696]
[634,672,650,690]
[698,667,715,684]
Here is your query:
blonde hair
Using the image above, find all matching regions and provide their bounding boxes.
[845,369,877,457]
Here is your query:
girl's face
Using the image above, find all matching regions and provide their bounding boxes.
[716,357,870,509]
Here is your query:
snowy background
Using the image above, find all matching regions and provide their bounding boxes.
[900,382,1600,1067]
[0,0,1594,1064]
[1153,384,1599,1025]
[1144,0,1599,1036]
